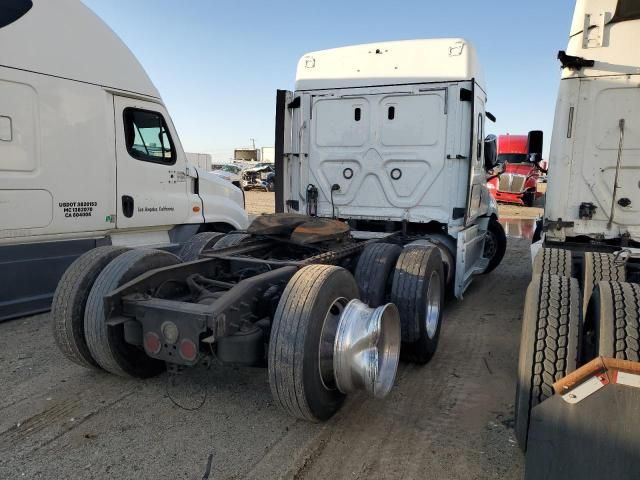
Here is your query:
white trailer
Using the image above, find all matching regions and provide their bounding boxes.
[515,1,640,477]
[0,0,248,320]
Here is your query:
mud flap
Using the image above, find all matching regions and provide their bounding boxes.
[454,225,488,298]
[526,358,640,480]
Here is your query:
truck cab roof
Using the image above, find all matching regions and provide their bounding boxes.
[0,0,160,98]
[564,0,640,78]
[295,38,485,92]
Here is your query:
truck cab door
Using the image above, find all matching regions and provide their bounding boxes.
[466,88,489,224]
[113,96,202,230]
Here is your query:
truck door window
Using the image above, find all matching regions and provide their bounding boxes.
[123,108,176,165]
[0,0,33,29]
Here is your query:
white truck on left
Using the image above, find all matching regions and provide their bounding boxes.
[0,0,248,320]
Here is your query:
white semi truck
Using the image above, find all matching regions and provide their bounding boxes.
[515,1,640,477]
[0,0,248,321]
[49,35,511,422]
[276,39,509,299]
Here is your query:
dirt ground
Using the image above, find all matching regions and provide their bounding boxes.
[0,193,535,480]
[244,191,276,216]
[244,191,543,220]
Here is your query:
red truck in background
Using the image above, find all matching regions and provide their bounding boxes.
[487,134,545,207]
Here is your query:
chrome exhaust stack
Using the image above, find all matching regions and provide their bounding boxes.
[321,299,401,398]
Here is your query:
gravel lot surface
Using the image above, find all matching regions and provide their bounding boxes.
[0,193,533,479]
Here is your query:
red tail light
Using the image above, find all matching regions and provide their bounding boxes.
[179,339,197,362]
[144,332,161,355]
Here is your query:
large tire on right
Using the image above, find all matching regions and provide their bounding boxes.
[582,252,626,318]
[212,232,251,250]
[268,265,359,422]
[591,281,640,361]
[178,231,224,261]
[390,245,444,364]
[532,247,572,277]
[354,243,402,307]
[52,246,129,369]
[515,274,580,451]
[85,249,180,378]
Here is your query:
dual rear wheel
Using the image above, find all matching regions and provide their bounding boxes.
[517,248,637,450]
[268,242,445,421]
[354,242,445,363]
[52,230,246,374]
[52,247,180,377]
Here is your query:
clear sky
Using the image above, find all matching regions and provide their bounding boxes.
[82,0,576,161]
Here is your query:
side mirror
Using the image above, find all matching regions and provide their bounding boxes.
[483,134,498,170]
[527,130,543,162]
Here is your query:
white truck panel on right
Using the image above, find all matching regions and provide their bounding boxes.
[546,75,640,240]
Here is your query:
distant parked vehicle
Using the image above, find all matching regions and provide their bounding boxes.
[212,164,243,189]
[486,134,545,207]
[242,163,275,191]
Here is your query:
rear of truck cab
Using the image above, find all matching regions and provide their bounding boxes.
[276,39,502,297]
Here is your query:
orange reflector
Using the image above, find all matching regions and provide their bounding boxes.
[193,206,201,213]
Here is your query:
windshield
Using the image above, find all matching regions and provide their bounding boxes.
[498,153,528,164]
[222,165,241,174]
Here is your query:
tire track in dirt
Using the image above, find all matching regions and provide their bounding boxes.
[0,387,136,461]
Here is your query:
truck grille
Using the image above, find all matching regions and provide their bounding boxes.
[498,173,526,193]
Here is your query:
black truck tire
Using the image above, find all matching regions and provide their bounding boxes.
[390,245,444,364]
[178,232,224,261]
[515,274,580,451]
[52,246,129,369]
[483,217,507,274]
[268,265,359,421]
[532,247,572,277]
[592,281,640,361]
[84,249,180,378]
[523,190,535,208]
[582,252,626,318]
[406,239,455,290]
[212,232,251,250]
[354,243,402,307]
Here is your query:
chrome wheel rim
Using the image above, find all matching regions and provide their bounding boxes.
[425,271,441,339]
[318,297,348,390]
